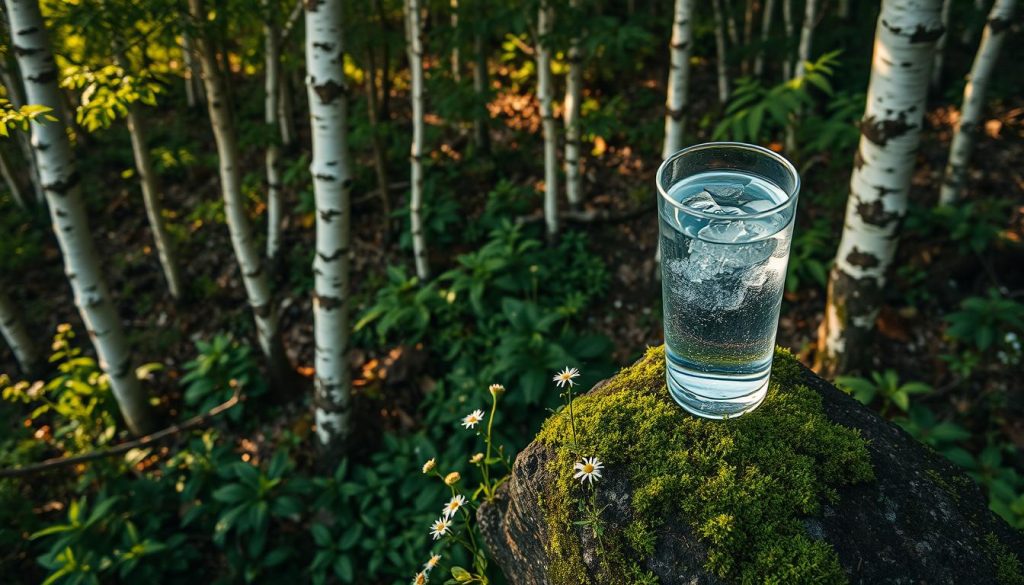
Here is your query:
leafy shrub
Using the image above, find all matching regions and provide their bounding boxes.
[835,370,932,415]
[180,334,266,422]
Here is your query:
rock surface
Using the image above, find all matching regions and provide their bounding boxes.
[477,349,1024,585]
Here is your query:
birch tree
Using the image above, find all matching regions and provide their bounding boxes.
[0,287,37,375]
[792,0,817,80]
[0,144,28,208]
[262,0,284,267]
[1,53,43,203]
[781,0,794,79]
[662,0,693,159]
[306,0,353,453]
[180,30,204,108]
[536,0,558,239]
[818,0,944,375]
[404,0,430,278]
[939,0,1016,206]
[187,0,287,375]
[931,0,952,90]
[4,0,153,434]
[712,0,731,103]
[563,0,583,210]
[753,0,776,78]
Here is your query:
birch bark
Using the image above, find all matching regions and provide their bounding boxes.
[753,0,776,78]
[931,0,952,90]
[537,1,559,239]
[782,0,794,79]
[263,0,284,266]
[563,0,584,209]
[712,0,731,103]
[0,56,43,203]
[306,0,353,451]
[405,0,430,278]
[818,0,944,375]
[939,0,1015,205]
[793,0,817,80]
[0,287,37,375]
[662,0,693,159]
[5,0,153,434]
[187,0,283,369]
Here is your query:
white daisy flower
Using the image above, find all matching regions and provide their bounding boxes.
[412,571,429,585]
[573,456,604,485]
[442,494,467,519]
[553,367,581,388]
[461,409,485,429]
[424,553,441,572]
[429,517,451,540]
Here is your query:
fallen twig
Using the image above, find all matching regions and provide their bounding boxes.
[0,388,241,479]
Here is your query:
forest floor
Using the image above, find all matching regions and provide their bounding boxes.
[2,70,1023,465]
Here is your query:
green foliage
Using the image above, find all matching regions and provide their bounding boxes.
[0,98,56,137]
[907,200,1011,256]
[946,443,1024,529]
[180,334,266,421]
[785,218,832,293]
[835,370,932,415]
[60,65,161,132]
[713,51,841,145]
[945,290,1024,353]
[536,347,873,584]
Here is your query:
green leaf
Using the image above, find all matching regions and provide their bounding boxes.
[451,566,473,582]
[333,555,354,582]
[212,483,251,504]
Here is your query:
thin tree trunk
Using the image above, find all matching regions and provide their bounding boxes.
[563,0,583,210]
[405,0,430,279]
[839,0,852,19]
[754,0,776,78]
[782,0,794,79]
[0,287,38,376]
[472,27,490,153]
[187,0,285,375]
[940,0,1016,206]
[537,1,559,241]
[793,0,817,79]
[0,145,28,209]
[306,0,353,454]
[364,42,392,238]
[962,0,988,44]
[124,97,184,300]
[742,0,756,74]
[278,72,297,148]
[1,57,44,203]
[712,0,731,103]
[181,30,204,107]
[931,0,953,90]
[4,0,153,434]
[662,0,694,159]
[725,0,741,47]
[450,0,460,82]
[263,1,284,267]
[817,0,944,376]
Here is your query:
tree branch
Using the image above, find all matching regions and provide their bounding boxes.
[0,388,241,479]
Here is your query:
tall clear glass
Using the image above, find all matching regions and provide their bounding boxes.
[657,142,800,419]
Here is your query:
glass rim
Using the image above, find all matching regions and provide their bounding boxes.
[656,142,801,221]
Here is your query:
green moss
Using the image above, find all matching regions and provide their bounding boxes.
[985,533,1024,585]
[536,346,874,584]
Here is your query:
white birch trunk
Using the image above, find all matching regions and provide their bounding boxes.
[819,0,944,375]
[450,0,461,82]
[742,0,756,74]
[187,0,282,366]
[782,0,794,79]
[662,0,693,159]
[263,1,284,265]
[931,0,953,90]
[5,0,153,434]
[725,0,741,47]
[305,0,353,450]
[939,0,1015,205]
[793,0,817,80]
[712,0,731,103]
[0,287,37,375]
[125,102,184,300]
[753,0,776,77]
[563,0,584,209]
[404,0,430,278]
[278,73,297,148]
[537,1,559,240]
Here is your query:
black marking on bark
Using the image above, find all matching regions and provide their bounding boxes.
[666,106,687,120]
[341,178,353,189]
[314,173,337,182]
[988,17,1012,34]
[853,148,865,170]
[856,199,899,227]
[11,43,41,57]
[860,115,913,147]
[313,42,336,52]
[312,389,350,413]
[304,0,324,10]
[882,19,944,43]
[319,208,342,222]
[873,184,899,197]
[846,248,880,269]
[670,41,689,51]
[55,208,67,217]
[15,26,41,37]
[253,302,272,319]
[314,293,344,311]
[313,80,346,104]
[28,68,58,85]
[243,263,265,279]
[318,248,347,262]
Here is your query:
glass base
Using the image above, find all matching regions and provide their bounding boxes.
[666,361,769,420]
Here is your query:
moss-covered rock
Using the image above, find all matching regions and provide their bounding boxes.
[477,346,1024,585]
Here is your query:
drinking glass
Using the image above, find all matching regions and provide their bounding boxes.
[657,142,800,419]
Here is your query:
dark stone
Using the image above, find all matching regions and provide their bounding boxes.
[478,359,1023,584]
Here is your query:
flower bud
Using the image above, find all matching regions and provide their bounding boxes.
[422,458,436,474]
[470,453,484,464]
[444,471,461,486]
[489,383,506,397]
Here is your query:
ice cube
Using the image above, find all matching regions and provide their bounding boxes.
[698,220,750,243]
[681,192,723,213]
[740,198,777,213]
[704,184,757,207]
